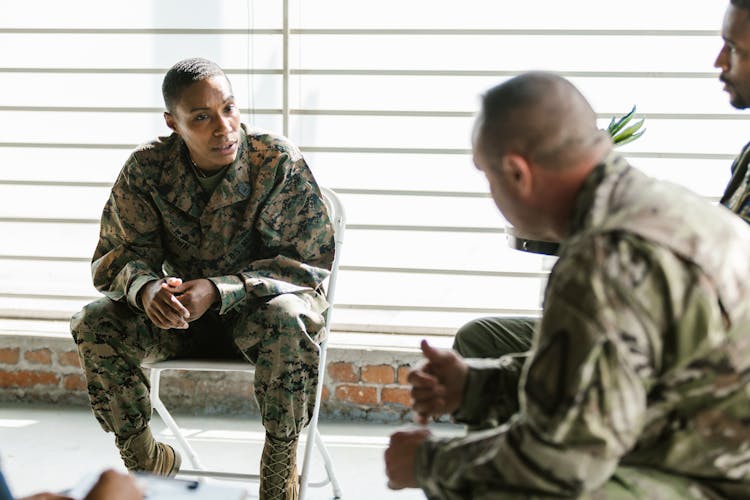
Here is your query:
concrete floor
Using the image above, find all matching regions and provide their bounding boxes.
[0,404,462,499]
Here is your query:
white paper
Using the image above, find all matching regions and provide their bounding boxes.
[65,470,250,500]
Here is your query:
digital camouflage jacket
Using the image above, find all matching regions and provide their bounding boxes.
[91,125,335,315]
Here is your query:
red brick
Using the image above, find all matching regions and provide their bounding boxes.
[321,385,331,402]
[24,348,52,365]
[0,348,20,365]
[327,362,359,382]
[335,384,378,405]
[397,365,412,385]
[0,370,59,388]
[63,374,87,391]
[382,387,411,407]
[58,351,81,368]
[361,364,395,384]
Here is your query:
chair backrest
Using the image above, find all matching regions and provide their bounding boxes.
[319,187,346,333]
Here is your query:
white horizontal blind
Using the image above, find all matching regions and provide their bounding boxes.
[0,0,285,325]
[0,0,745,335]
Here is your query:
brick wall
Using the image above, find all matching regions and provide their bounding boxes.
[0,332,422,422]
[323,358,415,421]
[0,335,88,406]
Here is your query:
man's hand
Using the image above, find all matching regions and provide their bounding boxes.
[409,340,469,424]
[84,470,143,500]
[169,278,220,323]
[384,427,431,490]
[140,277,190,329]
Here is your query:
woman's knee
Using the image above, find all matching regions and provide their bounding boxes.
[232,294,324,365]
[243,293,325,336]
[70,298,131,344]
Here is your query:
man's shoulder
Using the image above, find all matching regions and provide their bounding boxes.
[587,165,750,317]
[594,161,748,248]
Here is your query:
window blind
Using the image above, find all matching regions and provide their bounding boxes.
[0,0,743,336]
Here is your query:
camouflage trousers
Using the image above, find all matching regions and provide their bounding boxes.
[452,316,536,360]
[70,290,327,441]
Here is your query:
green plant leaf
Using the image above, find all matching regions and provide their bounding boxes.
[613,129,645,147]
[608,105,637,136]
[612,119,645,144]
[605,106,645,147]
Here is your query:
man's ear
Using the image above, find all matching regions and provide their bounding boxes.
[164,111,177,132]
[503,153,534,200]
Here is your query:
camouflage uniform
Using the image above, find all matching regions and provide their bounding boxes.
[454,141,750,433]
[721,140,750,224]
[70,124,334,443]
[417,153,750,499]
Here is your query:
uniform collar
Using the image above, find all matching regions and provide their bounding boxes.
[566,150,631,238]
[159,125,253,216]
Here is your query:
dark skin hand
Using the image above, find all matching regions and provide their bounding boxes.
[168,278,220,322]
[140,277,219,329]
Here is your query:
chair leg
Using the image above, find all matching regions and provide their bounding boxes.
[299,436,313,499]
[149,368,205,471]
[299,374,321,499]
[299,338,342,500]
[315,428,342,499]
[299,428,342,500]
[147,361,342,495]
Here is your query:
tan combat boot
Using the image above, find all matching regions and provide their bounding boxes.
[116,427,181,477]
[259,434,299,500]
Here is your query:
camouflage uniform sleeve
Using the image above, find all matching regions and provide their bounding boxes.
[91,154,163,309]
[415,237,655,497]
[451,354,529,425]
[721,141,750,225]
[208,153,335,314]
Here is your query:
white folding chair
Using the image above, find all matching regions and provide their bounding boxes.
[142,187,345,499]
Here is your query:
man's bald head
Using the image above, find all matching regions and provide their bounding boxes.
[474,72,608,170]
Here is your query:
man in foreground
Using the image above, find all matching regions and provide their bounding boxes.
[385,72,750,498]
[71,58,334,500]
[449,0,750,437]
